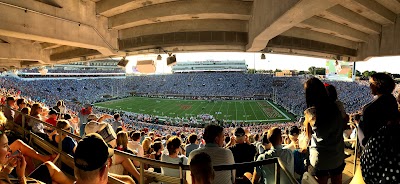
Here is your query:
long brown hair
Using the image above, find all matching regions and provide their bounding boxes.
[30,103,42,117]
[116,132,129,150]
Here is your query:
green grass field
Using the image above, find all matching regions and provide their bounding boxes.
[95,97,294,122]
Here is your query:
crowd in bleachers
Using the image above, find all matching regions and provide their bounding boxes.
[0,73,377,117]
[0,72,398,184]
[20,68,125,74]
[274,77,373,115]
[0,74,400,183]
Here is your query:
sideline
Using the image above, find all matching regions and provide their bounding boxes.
[265,101,291,121]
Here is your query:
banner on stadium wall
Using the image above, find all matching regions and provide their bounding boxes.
[325,60,355,82]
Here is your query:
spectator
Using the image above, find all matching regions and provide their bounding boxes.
[4,96,15,121]
[112,113,122,133]
[84,122,143,183]
[142,137,152,156]
[326,84,348,123]
[190,152,215,184]
[161,136,188,179]
[127,131,143,167]
[0,112,71,184]
[189,125,235,184]
[74,133,114,184]
[358,73,398,147]
[116,132,134,155]
[58,100,67,115]
[45,109,59,127]
[50,120,77,156]
[149,141,163,173]
[28,103,48,139]
[47,120,76,175]
[257,133,272,155]
[78,104,93,137]
[228,127,257,177]
[283,126,300,151]
[253,127,294,184]
[185,134,199,157]
[14,107,30,126]
[140,131,146,144]
[16,98,27,111]
[53,100,62,114]
[303,77,345,184]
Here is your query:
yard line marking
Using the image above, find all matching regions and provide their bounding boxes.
[234,101,238,120]
[207,101,218,116]
[240,101,248,121]
[265,100,291,120]
[256,101,272,120]
[248,101,259,121]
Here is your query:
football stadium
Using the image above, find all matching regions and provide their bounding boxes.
[1,1,400,184]
[95,97,293,123]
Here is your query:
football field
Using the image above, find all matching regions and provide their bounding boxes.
[95,97,294,122]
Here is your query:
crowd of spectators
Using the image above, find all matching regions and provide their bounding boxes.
[274,77,373,115]
[0,73,379,118]
[0,72,398,184]
[20,68,125,74]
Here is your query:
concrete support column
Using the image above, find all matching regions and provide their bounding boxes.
[357,15,400,61]
[247,0,343,52]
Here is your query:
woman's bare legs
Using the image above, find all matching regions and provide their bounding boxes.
[10,139,54,162]
[44,161,74,184]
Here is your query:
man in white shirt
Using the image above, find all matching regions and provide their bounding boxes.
[253,127,294,184]
[128,131,144,167]
[188,125,235,184]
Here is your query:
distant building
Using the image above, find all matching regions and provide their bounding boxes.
[275,70,296,77]
[172,60,247,73]
[17,60,125,79]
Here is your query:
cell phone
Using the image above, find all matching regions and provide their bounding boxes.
[11,150,21,157]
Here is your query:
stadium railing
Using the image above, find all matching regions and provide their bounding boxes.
[1,105,299,184]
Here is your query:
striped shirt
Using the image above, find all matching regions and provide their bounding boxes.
[188,143,235,184]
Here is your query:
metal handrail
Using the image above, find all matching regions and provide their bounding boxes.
[2,105,298,184]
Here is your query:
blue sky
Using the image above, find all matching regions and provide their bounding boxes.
[126,52,400,74]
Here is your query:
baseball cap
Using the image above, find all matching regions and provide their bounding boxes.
[85,121,116,143]
[85,121,107,135]
[48,108,59,115]
[74,133,113,171]
[87,114,98,121]
[234,127,246,137]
